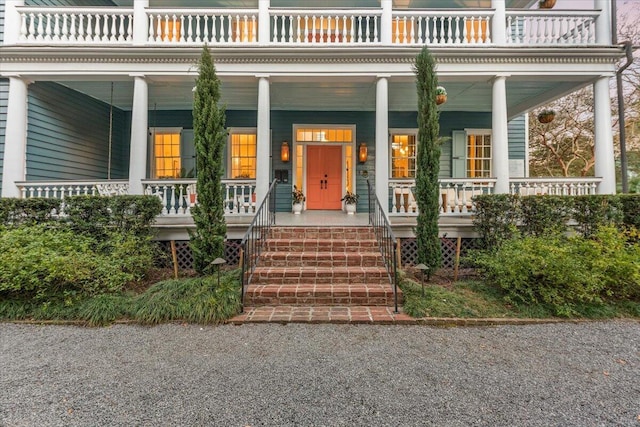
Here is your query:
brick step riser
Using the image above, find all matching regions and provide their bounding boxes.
[268,228,376,241]
[264,241,379,252]
[260,255,385,268]
[244,296,398,306]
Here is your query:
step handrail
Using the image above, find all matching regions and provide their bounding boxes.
[239,179,278,313]
[367,179,399,313]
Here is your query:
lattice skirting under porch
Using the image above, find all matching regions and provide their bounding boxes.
[156,237,484,272]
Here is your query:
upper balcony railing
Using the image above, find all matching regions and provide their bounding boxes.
[12,6,602,48]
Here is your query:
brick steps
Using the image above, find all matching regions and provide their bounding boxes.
[244,283,397,306]
[231,306,412,324]
[244,226,402,313]
[259,251,385,268]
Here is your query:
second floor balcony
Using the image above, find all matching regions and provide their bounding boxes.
[7,3,605,49]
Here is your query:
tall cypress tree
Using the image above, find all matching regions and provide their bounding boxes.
[189,47,227,274]
[414,46,441,277]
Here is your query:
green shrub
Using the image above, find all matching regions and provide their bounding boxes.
[0,198,61,226]
[0,225,156,301]
[619,194,640,229]
[572,195,623,237]
[472,194,520,249]
[472,226,640,316]
[65,195,162,239]
[519,195,572,237]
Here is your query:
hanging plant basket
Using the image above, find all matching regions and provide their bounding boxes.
[435,86,447,105]
[537,110,556,124]
[539,0,557,9]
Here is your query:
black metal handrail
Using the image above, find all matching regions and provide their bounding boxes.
[239,179,278,312]
[367,179,399,313]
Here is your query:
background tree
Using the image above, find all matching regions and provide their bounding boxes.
[414,47,441,277]
[189,47,227,274]
[528,1,640,189]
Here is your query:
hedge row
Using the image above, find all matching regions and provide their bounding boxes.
[473,194,640,249]
[0,195,162,237]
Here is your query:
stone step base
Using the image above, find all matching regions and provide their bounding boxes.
[259,251,385,268]
[244,283,401,306]
[230,305,412,324]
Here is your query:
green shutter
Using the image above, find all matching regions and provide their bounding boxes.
[452,130,466,178]
[180,129,196,176]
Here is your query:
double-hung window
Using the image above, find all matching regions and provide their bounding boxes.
[390,130,418,178]
[229,129,257,179]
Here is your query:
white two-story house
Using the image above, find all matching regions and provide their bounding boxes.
[0,0,622,244]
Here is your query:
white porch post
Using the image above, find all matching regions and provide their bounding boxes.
[380,0,392,45]
[594,76,616,194]
[491,75,510,194]
[128,75,148,195]
[375,75,389,212]
[3,0,24,45]
[491,0,506,45]
[1,76,29,198]
[258,0,270,45]
[594,0,612,45]
[132,0,149,45]
[255,75,270,203]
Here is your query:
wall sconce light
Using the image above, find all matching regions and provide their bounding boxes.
[358,143,368,163]
[281,141,290,163]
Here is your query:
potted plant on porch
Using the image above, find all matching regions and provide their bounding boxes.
[341,190,359,215]
[292,185,305,214]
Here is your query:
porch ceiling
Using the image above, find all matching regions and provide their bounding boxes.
[60,74,594,118]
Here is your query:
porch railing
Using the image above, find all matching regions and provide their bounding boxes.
[367,179,398,313]
[391,10,492,45]
[509,177,600,195]
[147,8,259,45]
[16,179,257,218]
[239,180,278,313]
[14,6,604,48]
[270,8,381,44]
[389,177,601,216]
[505,10,597,45]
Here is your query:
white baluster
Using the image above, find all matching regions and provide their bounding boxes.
[94,13,101,42]
[155,15,162,42]
[195,15,201,43]
[53,13,60,42]
[251,15,256,42]
[103,13,111,42]
[446,16,452,44]
[311,15,316,44]
[349,16,355,43]
[373,15,378,43]
[179,15,185,43]
[171,14,178,42]
[203,15,211,43]
[365,16,371,43]
[118,14,125,42]
[148,14,155,42]
[280,14,286,43]
[162,14,169,41]
[44,13,52,41]
[187,15,193,43]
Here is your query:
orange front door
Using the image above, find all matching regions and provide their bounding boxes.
[306,145,343,210]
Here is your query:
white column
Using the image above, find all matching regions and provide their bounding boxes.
[3,0,24,45]
[258,0,270,45]
[1,76,29,198]
[491,0,506,45]
[595,0,612,45]
[133,0,149,45]
[491,75,510,194]
[375,76,389,212]
[255,75,270,203]
[594,76,616,194]
[128,75,148,194]
[380,0,392,45]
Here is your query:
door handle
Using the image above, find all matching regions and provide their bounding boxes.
[320,180,323,189]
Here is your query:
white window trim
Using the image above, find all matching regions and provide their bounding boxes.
[149,127,182,179]
[389,128,418,180]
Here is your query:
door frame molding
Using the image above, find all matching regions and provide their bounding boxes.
[291,124,357,208]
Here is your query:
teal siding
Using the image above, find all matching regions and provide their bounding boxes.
[26,82,128,181]
[0,78,7,195]
[508,114,527,160]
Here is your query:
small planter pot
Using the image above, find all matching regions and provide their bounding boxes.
[539,0,556,9]
[345,203,356,215]
[537,112,556,124]
[292,203,303,215]
[435,94,447,105]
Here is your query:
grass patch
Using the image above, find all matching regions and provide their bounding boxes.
[132,270,241,324]
[0,269,242,326]
[400,277,640,319]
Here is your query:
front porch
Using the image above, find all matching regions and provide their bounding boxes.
[16,175,601,239]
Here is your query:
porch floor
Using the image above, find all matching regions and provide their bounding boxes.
[274,211,369,226]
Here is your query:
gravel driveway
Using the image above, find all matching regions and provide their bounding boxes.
[1,321,638,426]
